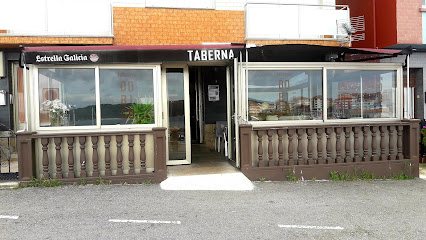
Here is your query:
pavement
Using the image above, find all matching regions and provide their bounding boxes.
[0,179,425,239]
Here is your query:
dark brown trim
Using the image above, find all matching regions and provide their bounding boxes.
[16,131,36,181]
[241,159,418,181]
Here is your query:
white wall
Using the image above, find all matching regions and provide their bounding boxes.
[0,0,113,36]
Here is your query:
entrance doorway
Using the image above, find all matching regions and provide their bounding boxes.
[163,64,236,169]
[189,66,229,165]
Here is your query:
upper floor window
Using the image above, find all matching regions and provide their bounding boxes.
[0,0,112,37]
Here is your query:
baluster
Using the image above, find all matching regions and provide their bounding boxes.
[388,126,396,160]
[363,127,369,162]
[79,136,87,178]
[67,137,75,178]
[397,126,404,160]
[116,135,123,175]
[326,127,333,164]
[54,137,63,179]
[297,128,304,165]
[140,134,146,173]
[371,126,379,161]
[92,136,99,177]
[267,130,274,167]
[41,138,50,178]
[104,136,112,176]
[344,127,352,163]
[128,135,135,174]
[288,129,295,166]
[257,130,264,167]
[380,126,386,161]
[277,129,285,166]
[354,127,361,162]
[335,127,343,163]
[316,128,324,164]
[307,128,314,165]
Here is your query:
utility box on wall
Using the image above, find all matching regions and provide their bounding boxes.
[0,52,4,77]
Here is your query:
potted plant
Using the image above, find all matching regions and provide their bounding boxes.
[42,99,69,126]
[420,127,426,163]
[126,101,154,124]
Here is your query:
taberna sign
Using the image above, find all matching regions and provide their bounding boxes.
[187,49,235,61]
[22,47,243,65]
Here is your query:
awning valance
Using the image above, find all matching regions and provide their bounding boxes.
[21,44,407,65]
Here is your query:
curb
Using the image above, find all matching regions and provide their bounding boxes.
[0,181,19,189]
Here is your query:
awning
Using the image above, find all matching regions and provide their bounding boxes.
[21,44,245,65]
[245,44,406,62]
[21,44,406,65]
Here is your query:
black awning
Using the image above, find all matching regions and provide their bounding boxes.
[22,44,245,65]
[245,44,404,62]
[21,44,405,65]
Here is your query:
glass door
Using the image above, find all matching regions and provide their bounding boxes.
[163,66,191,165]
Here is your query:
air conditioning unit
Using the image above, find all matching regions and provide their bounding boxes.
[0,52,4,77]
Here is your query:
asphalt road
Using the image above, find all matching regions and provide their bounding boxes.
[1,179,425,240]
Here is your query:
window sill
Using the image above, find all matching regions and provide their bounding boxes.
[419,7,426,12]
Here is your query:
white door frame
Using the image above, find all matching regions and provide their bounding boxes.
[162,64,191,165]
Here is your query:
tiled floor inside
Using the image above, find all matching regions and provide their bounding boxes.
[166,143,239,177]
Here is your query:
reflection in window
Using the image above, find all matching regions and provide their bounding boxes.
[248,70,323,121]
[100,69,154,125]
[327,70,397,119]
[38,69,96,127]
[167,68,186,160]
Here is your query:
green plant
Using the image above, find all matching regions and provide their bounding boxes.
[125,101,154,124]
[421,127,426,147]
[330,171,340,181]
[142,179,154,184]
[287,169,297,182]
[94,176,111,185]
[79,177,87,186]
[258,177,266,182]
[391,173,414,180]
[361,170,375,180]
[17,177,63,188]
[312,177,317,181]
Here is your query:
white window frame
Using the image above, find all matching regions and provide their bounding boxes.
[32,64,162,132]
[243,62,403,127]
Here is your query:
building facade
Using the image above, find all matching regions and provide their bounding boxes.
[0,0,419,182]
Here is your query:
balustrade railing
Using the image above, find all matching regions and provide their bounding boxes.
[16,128,167,183]
[240,120,419,180]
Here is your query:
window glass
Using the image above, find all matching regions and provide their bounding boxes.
[99,69,154,125]
[38,69,96,127]
[248,70,323,121]
[327,70,397,119]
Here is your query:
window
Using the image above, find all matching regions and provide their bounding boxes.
[246,66,400,123]
[38,67,155,128]
[248,70,323,121]
[327,70,397,119]
[100,69,154,125]
[38,68,96,127]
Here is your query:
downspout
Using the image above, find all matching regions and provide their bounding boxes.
[407,54,411,119]
[246,48,249,122]
[23,62,29,131]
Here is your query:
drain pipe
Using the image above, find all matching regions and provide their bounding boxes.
[407,54,411,119]
[22,62,29,131]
